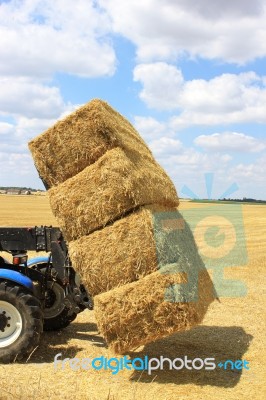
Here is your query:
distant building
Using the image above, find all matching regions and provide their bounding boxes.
[7,189,21,195]
[0,190,7,194]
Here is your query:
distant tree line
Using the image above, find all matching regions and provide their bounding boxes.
[0,187,43,192]
[219,197,266,204]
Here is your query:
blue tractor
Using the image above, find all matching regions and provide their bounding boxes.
[0,226,92,363]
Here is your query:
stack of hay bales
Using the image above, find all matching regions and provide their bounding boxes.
[47,148,179,241]
[29,99,214,353]
[29,100,179,240]
[29,99,154,187]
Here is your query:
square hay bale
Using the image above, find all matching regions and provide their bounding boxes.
[28,99,153,187]
[48,148,179,241]
[68,206,199,297]
[94,264,215,354]
[69,205,159,296]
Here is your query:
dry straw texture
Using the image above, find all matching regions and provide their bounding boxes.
[69,206,195,296]
[28,99,153,187]
[68,205,163,296]
[49,148,179,241]
[94,266,214,354]
[93,212,215,353]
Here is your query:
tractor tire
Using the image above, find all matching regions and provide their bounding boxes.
[43,307,77,331]
[37,266,77,331]
[0,282,43,363]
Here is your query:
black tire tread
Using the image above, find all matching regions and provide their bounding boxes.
[43,308,77,331]
[0,281,43,363]
[36,266,77,332]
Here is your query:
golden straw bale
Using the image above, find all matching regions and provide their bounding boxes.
[93,212,215,353]
[69,206,157,296]
[48,148,179,241]
[28,99,153,187]
[68,206,196,296]
[94,264,214,354]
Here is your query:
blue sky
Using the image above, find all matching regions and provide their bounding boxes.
[0,0,265,199]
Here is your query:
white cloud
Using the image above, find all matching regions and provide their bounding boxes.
[0,106,81,149]
[0,0,114,153]
[0,152,33,177]
[194,132,266,153]
[150,145,265,199]
[0,113,63,188]
[147,142,236,198]
[156,147,231,172]
[230,154,266,182]
[176,0,263,19]
[178,73,250,113]
[134,63,183,110]
[149,137,182,157]
[228,153,266,199]
[99,0,266,64]
[0,110,68,188]
[0,122,14,135]
[133,114,265,199]
[14,116,57,140]
[0,77,67,119]
[134,116,174,141]
[0,0,116,79]
[134,63,266,127]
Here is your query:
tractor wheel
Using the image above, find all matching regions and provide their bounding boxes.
[0,282,43,363]
[38,267,77,331]
[43,279,77,331]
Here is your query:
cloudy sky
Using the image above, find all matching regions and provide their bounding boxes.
[0,0,265,199]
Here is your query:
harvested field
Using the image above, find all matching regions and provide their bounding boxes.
[49,148,179,241]
[0,196,265,400]
[28,99,153,187]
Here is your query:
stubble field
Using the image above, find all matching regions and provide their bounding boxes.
[0,195,265,400]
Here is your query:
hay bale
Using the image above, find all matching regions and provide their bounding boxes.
[93,212,215,353]
[69,206,198,296]
[49,148,179,241]
[94,264,214,354]
[69,205,158,296]
[28,99,153,187]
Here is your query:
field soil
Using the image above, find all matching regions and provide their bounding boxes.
[0,195,265,399]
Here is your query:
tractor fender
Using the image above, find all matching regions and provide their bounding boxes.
[27,256,50,267]
[0,269,34,291]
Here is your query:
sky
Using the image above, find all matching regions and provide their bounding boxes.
[0,0,265,199]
